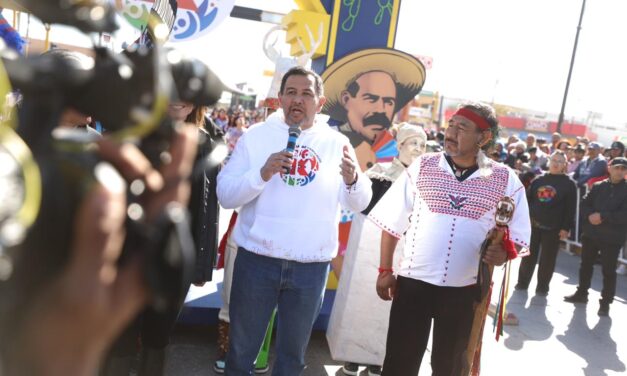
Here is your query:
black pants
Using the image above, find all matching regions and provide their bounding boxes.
[517,226,560,292]
[577,235,622,304]
[382,276,476,376]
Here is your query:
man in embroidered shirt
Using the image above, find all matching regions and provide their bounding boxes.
[368,102,531,375]
[217,66,372,375]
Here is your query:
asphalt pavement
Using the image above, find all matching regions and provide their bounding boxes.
[164,245,626,376]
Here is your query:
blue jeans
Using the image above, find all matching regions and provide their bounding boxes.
[225,248,330,376]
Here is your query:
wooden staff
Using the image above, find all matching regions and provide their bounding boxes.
[463,197,516,375]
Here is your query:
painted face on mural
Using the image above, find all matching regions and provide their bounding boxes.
[341,71,397,143]
[279,74,326,129]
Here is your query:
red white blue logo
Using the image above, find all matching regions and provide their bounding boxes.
[537,185,557,203]
[120,0,235,41]
[281,145,321,187]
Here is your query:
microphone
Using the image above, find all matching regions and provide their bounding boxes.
[284,125,301,174]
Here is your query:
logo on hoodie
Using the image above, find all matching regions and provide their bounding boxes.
[537,185,557,203]
[281,145,321,187]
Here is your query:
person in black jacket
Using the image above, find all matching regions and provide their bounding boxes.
[515,151,577,295]
[564,157,627,316]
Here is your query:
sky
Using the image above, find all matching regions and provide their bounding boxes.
[7,0,627,128]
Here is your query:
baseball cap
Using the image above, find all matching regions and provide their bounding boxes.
[611,141,625,151]
[609,157,627,167]
[588,142,602,150]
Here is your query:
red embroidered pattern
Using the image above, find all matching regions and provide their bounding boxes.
[368,214,402,239]
[416,155,509,220]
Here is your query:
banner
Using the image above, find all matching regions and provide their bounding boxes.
[119,0,235,42]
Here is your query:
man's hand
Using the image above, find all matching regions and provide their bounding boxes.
[339,145,357,185]
[260,151,293,182]
[588,212,602,225]
[559,230,570,240]
[482,242,508,266]
[376,271,397,301]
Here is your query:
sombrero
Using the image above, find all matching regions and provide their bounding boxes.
[322,48,426,122]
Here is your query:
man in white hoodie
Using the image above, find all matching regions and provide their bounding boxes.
[217,66,372,375]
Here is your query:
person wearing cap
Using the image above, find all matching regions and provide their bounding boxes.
[564,157,627,316]
[368,102,530,375]
[609,141,625,160]
[573,142,608,188]
[217,66,372,375]
[321,49,426,172]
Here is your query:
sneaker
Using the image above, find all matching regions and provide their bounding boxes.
[368,365,382,376]
[213,357,226,374]
[342,362,360,375]
[598,302,610,317]
[564,292,588,304]
[254,364,270,374]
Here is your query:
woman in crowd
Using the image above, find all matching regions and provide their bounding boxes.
[226,113,248,154]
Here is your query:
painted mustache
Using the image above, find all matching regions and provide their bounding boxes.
[363,112,392,129]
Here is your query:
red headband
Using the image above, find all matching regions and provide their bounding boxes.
[452,108,491,131]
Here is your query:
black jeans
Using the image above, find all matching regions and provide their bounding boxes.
[577,235,622,304]
[382,276,476,376]
[517,226,561,292]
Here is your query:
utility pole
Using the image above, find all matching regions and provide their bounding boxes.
[557,0,586,133]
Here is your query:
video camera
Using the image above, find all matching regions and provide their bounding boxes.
[0,0,230,319]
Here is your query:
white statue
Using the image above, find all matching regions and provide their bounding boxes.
[262,23,323,109]
[367,123,427,182]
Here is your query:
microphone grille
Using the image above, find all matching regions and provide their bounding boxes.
[288,126,301,137]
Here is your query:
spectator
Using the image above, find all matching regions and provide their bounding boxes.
[573,142,607,188]
[550,132,562,152]
[516,151,577,295]
[526,133,537,149]
[226,113,248,154]
[557,140,572,152]
[567,143,586,174]
[528,146,548,173]
[505,141,527,168]
[609,141,625,161]
[494,142,507,162]
[564,157,627,316]
[215,108,229,131]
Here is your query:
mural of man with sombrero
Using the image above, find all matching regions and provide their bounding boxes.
[322,48,426,171]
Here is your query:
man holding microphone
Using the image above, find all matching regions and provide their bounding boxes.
[217,66,372,375]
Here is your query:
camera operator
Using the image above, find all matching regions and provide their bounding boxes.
[3,124,199,376]
[101,102,224,376]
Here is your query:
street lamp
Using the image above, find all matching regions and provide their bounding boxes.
[557,0,586,133]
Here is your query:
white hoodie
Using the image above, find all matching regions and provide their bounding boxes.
[217,110,372,262]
